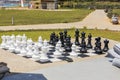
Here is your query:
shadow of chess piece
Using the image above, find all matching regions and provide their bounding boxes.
[59,32,64,47]
[87,33,93,49]
[75,29,80,46]
[103,39,109,52]
[80,41,87,53]
[65,35,72,52]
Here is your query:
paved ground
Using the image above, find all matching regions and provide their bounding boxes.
[3,57,120,80]
[0,9,120,31]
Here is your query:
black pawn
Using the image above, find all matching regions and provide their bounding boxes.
[80,41,87,53]
[59,32,64,47]
[103,39,109,52]
[75,29,80,46]
[65,35,72,52]
[87,33,93,49]
[94,37,103,54]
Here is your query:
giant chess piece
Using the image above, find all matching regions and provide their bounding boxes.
[94,37,100,51]
[94,37,103,54]
[5,35,11,50]
[64,29,67,40]
[86,33,93,49]
[37,36,43,49]
[40,40,50,63]
[55,34,59,43]
[32,43,40,61]
[75,29,80,46]
[15,35,22,54]
[59,32,64,47]
[103,39,109,52]
[80,41,87,53]
[53,40,62,61]
[21,34,27,47]
[26,38,34,57]
[80,31,86,47]
[0,35,7,49]
[70,43,78,57]
[65,35,72,52]
[8,34,16,53]
[49,32,56,46]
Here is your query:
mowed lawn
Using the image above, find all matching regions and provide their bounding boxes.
[113,9,120,16]
[0,9,92,26]
[0,29,120,42]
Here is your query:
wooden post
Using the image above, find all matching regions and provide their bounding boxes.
[12,16,14,25]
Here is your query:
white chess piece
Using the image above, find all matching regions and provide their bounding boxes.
[21,34,27,47]
[50,40,63,62]
[19,45,27,56]
[0,35,6,49]
[54,40,62,57]
[70,43,78,57]
[26,44,34,58]
[8,34,16,53]
[37,36,43,49]
[5,35,11,50]
[15,41,21,54]
[32,44,40,61]
[40,40,49,62]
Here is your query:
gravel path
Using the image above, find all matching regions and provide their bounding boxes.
[0,9,120,31]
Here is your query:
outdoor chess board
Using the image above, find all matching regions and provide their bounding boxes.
[0,29,109,64]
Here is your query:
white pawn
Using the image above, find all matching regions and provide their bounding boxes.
[54,40,62,58]
[19,46,27,56]
[26,44,34,58]
[15,41,21,54]
[21,34,27,47]
[70,43,78,57]
[32,44,40,61]
[40,40,49,62]
[27,38,33,45]
[37,36,43,48]
[9,41,15,53]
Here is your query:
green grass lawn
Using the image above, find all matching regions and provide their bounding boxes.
[0,29,120,43]
[0,9,92,26]
[113,9,120,16]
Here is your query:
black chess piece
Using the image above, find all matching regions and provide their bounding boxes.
[65,35,72,52]
[103,39,109,52]
[80,41,87,53]
[94,37,100,50]
[64,29,67,43]
[87,33,93,49]
[55,34,59,42]
[80,31,86,47]
[49,32,54,45]
[59,32,64,47]
[75,29,80,46]
[94,37,103,54]
[64,29,67,39]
